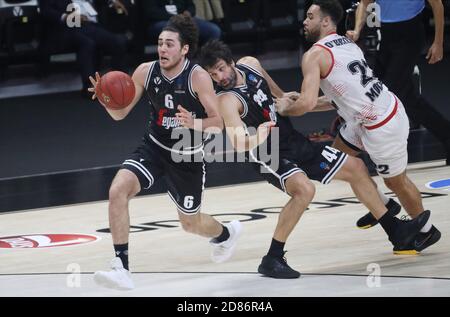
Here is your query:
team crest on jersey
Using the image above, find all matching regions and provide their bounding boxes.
[175,78,183,88]
[154,76,161,85]
[248,74,258,83]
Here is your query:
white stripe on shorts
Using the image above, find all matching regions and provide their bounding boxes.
[123,159,154,189]
[321,153,348,185]
[167,190,201,215]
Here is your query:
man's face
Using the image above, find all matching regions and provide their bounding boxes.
[303,5,323,42]
[158,31,187,70]
[207,59,237,90]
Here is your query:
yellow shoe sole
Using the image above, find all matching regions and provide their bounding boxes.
[393,249,420,255]
[357,224,373,229]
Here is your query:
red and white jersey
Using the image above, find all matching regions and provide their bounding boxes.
[314,33,397,128]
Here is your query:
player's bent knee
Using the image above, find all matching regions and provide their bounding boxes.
[109,184,127,203]
[347,157,368,178]
[334,156,365,182]
[302,181,316,201]
[109,170,141,201]
[286,175,315,201]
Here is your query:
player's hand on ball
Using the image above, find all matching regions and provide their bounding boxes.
[89,71,135,110]
[176,105,195,129]
[88,72,102,103]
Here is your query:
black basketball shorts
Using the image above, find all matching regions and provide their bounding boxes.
[121,137,206,214]
[250,140,348,193]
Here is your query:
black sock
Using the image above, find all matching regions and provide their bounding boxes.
[267,238,285,258]
[378,212,398,238]
[211,225,230,243]
[114,243,129,270]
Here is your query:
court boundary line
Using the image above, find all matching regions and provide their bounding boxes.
[1,272,449,281]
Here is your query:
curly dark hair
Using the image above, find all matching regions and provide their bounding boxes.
[163,14,199,59]
[198,40,234,70]
[313,0,344,26]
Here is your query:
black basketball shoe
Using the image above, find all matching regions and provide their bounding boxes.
[356,199,401,229]
[389,210,430,250]
[394,225,441,255]
[257,252,300,279]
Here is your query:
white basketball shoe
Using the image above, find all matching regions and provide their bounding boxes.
[94,257,134,290]
[210,220,242,263]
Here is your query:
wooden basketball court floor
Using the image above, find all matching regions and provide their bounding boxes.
[0,161,449,297]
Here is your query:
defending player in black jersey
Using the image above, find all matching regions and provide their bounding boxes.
[89,15,242,290]
[199,40,429,279]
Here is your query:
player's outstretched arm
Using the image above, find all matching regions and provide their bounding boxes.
[276,49,322,116]
[314,96,335,112]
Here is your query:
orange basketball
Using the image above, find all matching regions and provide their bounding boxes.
[98,71,135,110]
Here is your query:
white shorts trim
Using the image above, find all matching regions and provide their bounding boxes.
[167,190,202,215]
[321,153,348,184]
[280,168,304,193]
[123,159,154,189]
[249,149,305,193]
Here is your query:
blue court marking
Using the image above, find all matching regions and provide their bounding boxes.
[426,178,450,190]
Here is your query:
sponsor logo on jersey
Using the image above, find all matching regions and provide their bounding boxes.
[0,234,100,249]
[161,117,182,129]
[426,178,450,191]
[156,109,197,129]
[320,162,331,170]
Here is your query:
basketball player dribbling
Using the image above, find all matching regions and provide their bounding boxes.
[276,0,441,255]
[199,39,430,279]
[88,15,242,290]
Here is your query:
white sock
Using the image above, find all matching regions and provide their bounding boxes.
[377,188,390,205]
[420,217,432,233]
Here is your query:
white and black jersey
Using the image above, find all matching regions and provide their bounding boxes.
[217,63,300,149]
[120,59,210,214]
[144,59,208,154]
